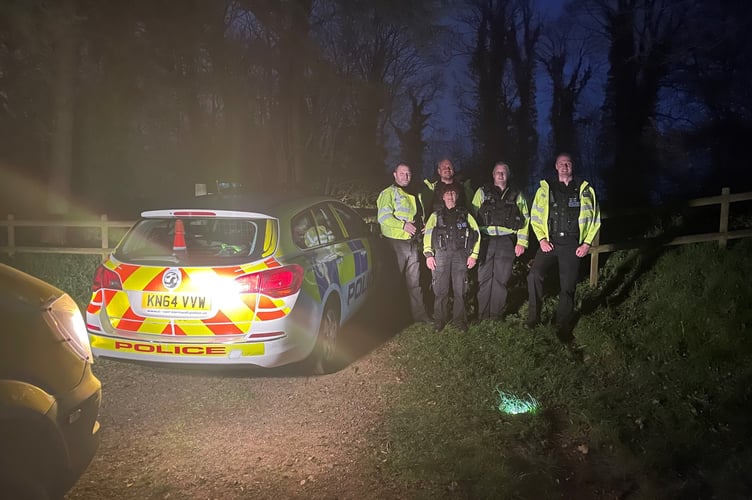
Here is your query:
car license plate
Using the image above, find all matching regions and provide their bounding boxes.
[142,293,211,311]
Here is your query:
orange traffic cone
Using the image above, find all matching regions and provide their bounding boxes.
[173,219,187,253]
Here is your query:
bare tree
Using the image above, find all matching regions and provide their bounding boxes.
[314,1,445,183]
[507,0,541,185]
[463,0,514,183]
[391,83,440,173]
[583,0,685,206]
[539,21,592,160]
[667,0,752,192]
[47,0,78,222]
[459,0,540,187]
[1,0,449,213]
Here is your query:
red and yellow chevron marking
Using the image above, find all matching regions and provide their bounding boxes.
[86,289,102,315]
[91,257,294,336]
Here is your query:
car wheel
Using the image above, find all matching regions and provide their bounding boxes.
[309,300,340,375]
[0,471,50,500]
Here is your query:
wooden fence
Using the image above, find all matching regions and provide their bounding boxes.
[588,187,752,285]
[0,214,134,259]
[1,187,751,286]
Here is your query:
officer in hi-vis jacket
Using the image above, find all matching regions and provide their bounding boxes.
[423,183,481,331]
[377,163,430,324]
[526,153,601,337]
[471,161,530,322]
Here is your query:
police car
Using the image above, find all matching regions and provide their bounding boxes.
[86,192,378,374]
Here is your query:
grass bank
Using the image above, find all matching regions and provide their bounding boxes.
[386,239,752,499]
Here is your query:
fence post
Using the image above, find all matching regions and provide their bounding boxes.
[719,187,730,249]
[7,214,15,256]
[589,230,600,287]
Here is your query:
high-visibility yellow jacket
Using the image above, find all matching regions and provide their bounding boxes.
[529,179,601,245]
[471,186,530,248]
[377,184,424,240]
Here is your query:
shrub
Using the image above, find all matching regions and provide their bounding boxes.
[0,253,100,307]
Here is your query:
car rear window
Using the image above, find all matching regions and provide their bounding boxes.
[115,217,273,265]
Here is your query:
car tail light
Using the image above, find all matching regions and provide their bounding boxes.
[234,264,304,298]
[44,293,93,362]
[92,265,123,292]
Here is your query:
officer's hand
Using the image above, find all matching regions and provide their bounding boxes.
[514,244,525,257]
[540,239,554,252]
[575,243,591,258]
[466,256,477,269]
[426,256,437,270]
[403,221,417,236]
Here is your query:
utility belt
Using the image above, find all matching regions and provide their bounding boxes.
[436,232,471,251]
[550,231,578,244]
[480,211,522,231]
[385,236,422,249]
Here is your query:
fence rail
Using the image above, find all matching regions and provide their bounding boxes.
[0,214,134,259]
[588,187,752,285]
[2,188,751,286]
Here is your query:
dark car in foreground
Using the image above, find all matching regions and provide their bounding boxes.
[0,264,102,499]
[86,192,380,374]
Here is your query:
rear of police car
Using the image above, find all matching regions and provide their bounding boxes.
[86,209,311,367]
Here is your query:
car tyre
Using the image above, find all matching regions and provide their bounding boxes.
[308,300,340,375]
[0,471,50,500]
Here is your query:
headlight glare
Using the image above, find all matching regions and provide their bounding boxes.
[44,293,93,362]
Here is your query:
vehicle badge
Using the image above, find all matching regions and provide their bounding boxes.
[162,268,182,290]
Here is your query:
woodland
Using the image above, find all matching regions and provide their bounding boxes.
[0,0,750,215]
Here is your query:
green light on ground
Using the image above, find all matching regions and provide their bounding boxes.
[496,387,540,415]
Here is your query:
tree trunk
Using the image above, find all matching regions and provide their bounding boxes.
[45,0,78,243]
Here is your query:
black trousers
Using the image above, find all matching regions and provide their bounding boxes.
[387,238,429,322]
[431,250,468,328]
[527,239,581,328]
[477,235,515,320]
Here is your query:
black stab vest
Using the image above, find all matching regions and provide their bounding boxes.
[478,184,522,230]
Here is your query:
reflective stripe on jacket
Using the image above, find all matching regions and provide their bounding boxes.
[529,179,601,245]
[471,186,531,247]
[377,184,424,240]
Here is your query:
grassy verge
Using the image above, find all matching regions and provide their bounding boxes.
[386,239,752,499]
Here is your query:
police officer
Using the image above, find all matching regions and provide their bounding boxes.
[377,163,430,324]
[526,153,601,335]
[423,183,481,331]
[471,162,530,321]
[423,158,473,212]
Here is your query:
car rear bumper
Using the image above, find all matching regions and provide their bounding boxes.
[88,331,314,368]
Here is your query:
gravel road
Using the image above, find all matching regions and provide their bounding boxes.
[65,301,426,500]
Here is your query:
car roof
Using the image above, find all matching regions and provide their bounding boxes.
[141,191,340,219]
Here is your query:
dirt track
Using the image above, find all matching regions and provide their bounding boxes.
[65,303,425,500]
